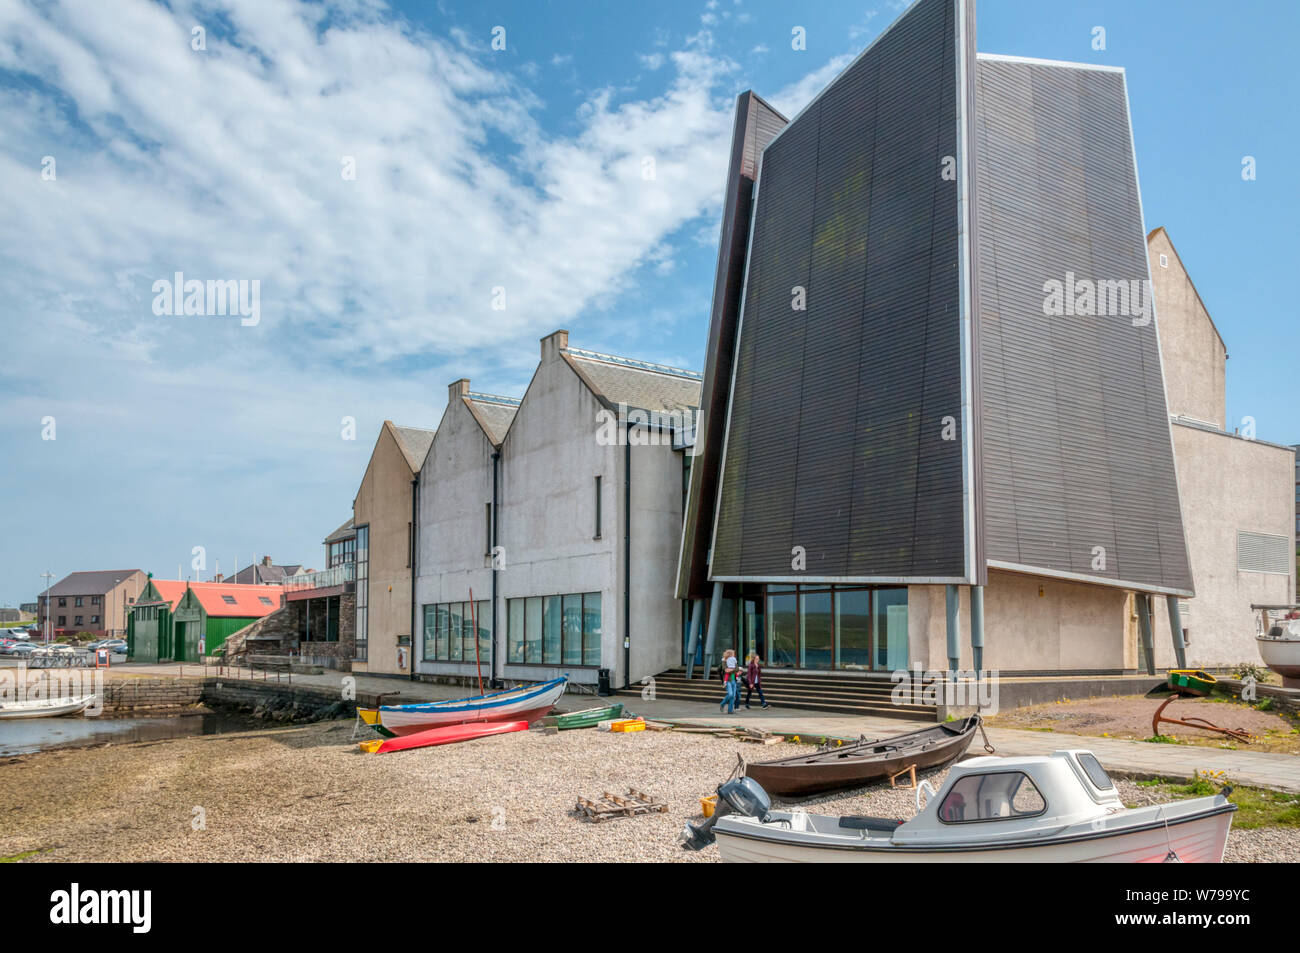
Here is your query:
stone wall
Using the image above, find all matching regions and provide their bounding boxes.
[100,677,204,712]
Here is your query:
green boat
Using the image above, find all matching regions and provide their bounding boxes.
[541,702,625,730]
[1168,669,1217,697]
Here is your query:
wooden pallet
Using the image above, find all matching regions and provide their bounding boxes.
[575,788,668,822]
[732,727,781,744]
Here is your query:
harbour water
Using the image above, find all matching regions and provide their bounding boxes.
[0,710,257,757]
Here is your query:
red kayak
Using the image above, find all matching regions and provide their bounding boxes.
[359,719,529,754]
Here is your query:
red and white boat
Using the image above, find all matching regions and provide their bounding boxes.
[1255,604,1300,689]
[357,676,567,737]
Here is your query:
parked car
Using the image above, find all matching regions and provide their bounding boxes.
[33,644,76,657]
[2,642,37,656]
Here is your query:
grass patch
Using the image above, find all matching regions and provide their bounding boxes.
[1136,778,1300,829]
[1144,734,1182,744]
[0,849,45,863]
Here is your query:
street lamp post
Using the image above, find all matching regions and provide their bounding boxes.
[41,571,54,645]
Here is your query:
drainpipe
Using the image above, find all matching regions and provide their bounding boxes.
[1165,594,1187,670]
[623,434,632,689]
[492,449,501,688]
[684,598,704,679]
[945,584,960,674]
[1135,593,1156,675]
[702,580,724,681]
[970,585,984,674]
[409,476,418,683]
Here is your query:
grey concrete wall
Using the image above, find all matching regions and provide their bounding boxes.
[415,387,497,675]
[1148,229,1227,429]
[1150,425,1296,667]
[909,569,1129,673]
[498,338,620,686]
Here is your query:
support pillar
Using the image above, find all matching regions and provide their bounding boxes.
[1135,593,1155,676]
[684,598,705,680]
[945,584,960,674]
[970,585,985,673]
[702,581,725,681]
[1165,594,1187,670]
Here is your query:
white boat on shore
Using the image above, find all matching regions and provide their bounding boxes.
[1254,604,1300,689]
[0,695,98,720]
[687,750,1234,863]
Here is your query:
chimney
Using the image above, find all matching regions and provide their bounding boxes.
[540,329,569,362]
[213,573,224,583]
[262,556,273,567]
[448,378,471,403]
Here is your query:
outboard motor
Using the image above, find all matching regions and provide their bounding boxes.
[681,776,772,851]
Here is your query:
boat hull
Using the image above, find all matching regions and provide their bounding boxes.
[542,703,625,730]
[1257,637,1300,688]
[359,677,567,737]
[0,695,96,720]
[745,715,981,798]
[715,802,1234,863]
[360,720,529,754]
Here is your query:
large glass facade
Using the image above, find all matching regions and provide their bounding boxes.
[353,525,368,662]
[683,584,908,671]
[422,599,491,665]
[506,591,602,668]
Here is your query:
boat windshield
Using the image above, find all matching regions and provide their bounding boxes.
[1076,753,1114,790]
[938,771,1046,824]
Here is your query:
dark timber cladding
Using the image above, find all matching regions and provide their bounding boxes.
[973,56,1193,595]
[676,91,787,600]
[711,0,973,581]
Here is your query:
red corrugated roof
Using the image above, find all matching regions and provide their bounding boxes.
[142,581,283,617]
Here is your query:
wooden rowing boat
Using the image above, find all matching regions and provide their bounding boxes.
[0,695,97,720]
[356,676,567,737]
[540,703,625,730]
[359,720,529,754]
[743,714,983,799]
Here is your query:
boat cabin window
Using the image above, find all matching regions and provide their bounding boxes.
[937,771,1046,823]
[1076,753,1114,790]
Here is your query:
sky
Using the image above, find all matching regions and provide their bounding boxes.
[0,0,1296,606]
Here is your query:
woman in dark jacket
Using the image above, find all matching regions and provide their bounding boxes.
[744,652,769,710]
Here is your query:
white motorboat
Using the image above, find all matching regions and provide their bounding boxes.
[0,695,98,720]
[1254,604,1300,689]
[686,750,1234,863]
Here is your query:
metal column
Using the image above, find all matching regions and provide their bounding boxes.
[1165,594,1187,670]
[684,598,705,679]
[702,581,725,681]
[1135,593,1155,676]
[970,585,985,673]
[945,584,960,674]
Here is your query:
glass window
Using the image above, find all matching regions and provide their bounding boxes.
[836,589,870,670]
[508,599,524,663]
[1077,753,1114,790]
[448,603,462,661]
[938,772,1046,823]
[525,597,543,664]
[562,594,583,666]
[543,596,562,664]
[582,592,602,666]
[873,587,908,671]
[435,604,449,660]
[801,589,833,670]
[476,599,491,663]
[766,588,798,668]
[423,605,437,661]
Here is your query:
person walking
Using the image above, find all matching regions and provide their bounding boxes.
[744,652,770,710]
[718,649,740,714]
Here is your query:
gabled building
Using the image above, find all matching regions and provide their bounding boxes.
[127,578,282,662]
[220,556,307,586]
[350,420,436,675]
[675,0,1292,682]
[415,331,700,688]
[37,569,147,638]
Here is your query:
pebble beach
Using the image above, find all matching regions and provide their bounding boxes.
[1,720,1296,863]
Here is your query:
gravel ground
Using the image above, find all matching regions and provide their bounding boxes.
[1,721,1296,862]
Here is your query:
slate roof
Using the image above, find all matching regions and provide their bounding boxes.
[390,423,437,472]
[464,393,520,445]
[45,570,144,597]
[223,562,305,585]
[562,348,702,414]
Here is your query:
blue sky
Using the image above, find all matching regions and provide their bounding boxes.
[0,0,1295,606]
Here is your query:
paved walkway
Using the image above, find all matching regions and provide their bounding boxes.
[64,661,1300,793]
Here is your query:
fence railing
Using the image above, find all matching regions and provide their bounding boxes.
[280,563,355,592]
